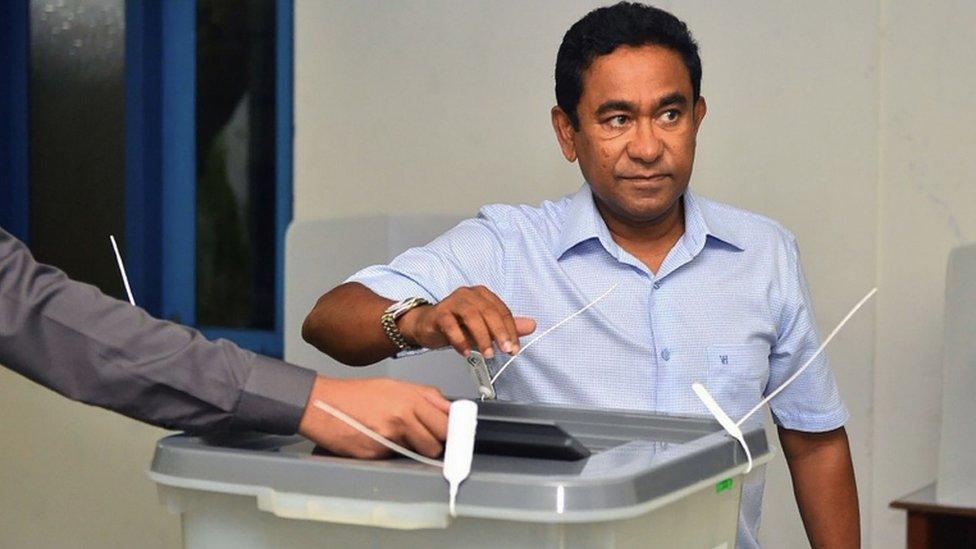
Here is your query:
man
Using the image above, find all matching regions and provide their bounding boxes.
[302,3,858,547]
[0,227,449,460]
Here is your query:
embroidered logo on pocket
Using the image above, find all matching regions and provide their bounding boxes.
[720,355,729,365]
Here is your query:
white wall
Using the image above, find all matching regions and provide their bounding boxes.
[873,2,976,547]
[0,368,179,547]
[294,0,584,220]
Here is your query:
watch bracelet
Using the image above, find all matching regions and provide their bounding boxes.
[381,297,429,351]
[381,312,412,350]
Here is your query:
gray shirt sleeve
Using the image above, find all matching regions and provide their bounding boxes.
[0,228,317,434]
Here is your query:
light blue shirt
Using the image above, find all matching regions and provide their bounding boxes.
[349,184,848,548]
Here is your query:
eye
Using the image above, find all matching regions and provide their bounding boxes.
[605,115,630,129]
[659,109,681,124]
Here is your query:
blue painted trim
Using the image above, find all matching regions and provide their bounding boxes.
[125,0,291,354]
[124,0,163,315]
[201,328,282,357]
[274,0,295,355]
[0,0,30,242]
[160,1,197,325]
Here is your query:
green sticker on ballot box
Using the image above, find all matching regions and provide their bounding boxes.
[716,478,733,493]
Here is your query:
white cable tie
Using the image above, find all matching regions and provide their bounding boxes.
[449,484,459,517]
[311,400,443,468]
[443,400,478,517]
[491,283,619,385]
[735,287,877,427]
[110,235,136,306]
[693,382,753,473]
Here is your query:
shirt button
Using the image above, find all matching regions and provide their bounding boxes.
[661,348,671,361]
[653,282,661,289]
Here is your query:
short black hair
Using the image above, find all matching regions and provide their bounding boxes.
[555,2,702,129]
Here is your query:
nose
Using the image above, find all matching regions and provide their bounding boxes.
[626,119,664,164]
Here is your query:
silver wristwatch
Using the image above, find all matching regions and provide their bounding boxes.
[381,297,430,351]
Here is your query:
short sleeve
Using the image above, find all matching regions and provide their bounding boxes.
[346,211,509,304]
[766,239,850,432]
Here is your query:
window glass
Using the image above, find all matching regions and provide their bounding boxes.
[195,0,277,329]
[29,0,126,299]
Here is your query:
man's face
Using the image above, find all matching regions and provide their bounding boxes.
[552,45,706,227]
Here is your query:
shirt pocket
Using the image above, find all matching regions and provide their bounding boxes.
[704,343,770,421]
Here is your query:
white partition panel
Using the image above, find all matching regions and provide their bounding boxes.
[937,243,976,506]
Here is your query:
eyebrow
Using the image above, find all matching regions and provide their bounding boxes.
[593,92,690,117]
[656,92,689,110]
[594,100,637,117]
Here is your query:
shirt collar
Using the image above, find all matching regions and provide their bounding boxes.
[555,184,746,260]
[554,184,616,259]
[683,188,747,253]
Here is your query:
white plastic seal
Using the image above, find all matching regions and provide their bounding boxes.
[692,381,753,473]
[443,399,478,517]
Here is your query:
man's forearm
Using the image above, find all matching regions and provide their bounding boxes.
[779,426,860,548]
[0,227,316,434]
[302,282,399,365]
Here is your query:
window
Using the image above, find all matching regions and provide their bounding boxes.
[1,0,292,357]
[126,0,293,356]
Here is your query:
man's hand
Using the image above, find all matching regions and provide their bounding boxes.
[397,285,536,359]
[302,282,535,366]
[298,376,451,459]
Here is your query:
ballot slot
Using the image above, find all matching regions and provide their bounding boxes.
[473,416,591,461]
[307,416,591,462]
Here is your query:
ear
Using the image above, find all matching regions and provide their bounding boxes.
[551,106,578,162]
[693,96,707,129]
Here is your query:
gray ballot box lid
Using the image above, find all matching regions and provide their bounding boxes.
[150,401,770,525]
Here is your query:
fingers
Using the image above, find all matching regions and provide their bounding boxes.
[346,385,448,459]
[514,316,537,337]
[300,378,453,461]
[309,411,394,460]
[418,385,452,413]
[352,430,394,460]
[435,313,473,357]
[414,396,450,442]
[402,409,445,458]
[406,388,452,458]
[457,307,495,358]
[433,286,527,358]
[479,287,520,354]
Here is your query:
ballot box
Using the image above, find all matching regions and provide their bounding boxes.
[149,401,771,549]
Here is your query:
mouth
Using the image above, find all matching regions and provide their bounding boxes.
[616,173,671,183]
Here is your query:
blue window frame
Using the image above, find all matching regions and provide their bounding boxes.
[125,0,293,357]
[0,0,30,242]
[2,0,290,356]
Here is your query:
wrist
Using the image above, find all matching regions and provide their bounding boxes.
[381,297,430,351]
[396,306,428,346]
[299,376,340,438]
